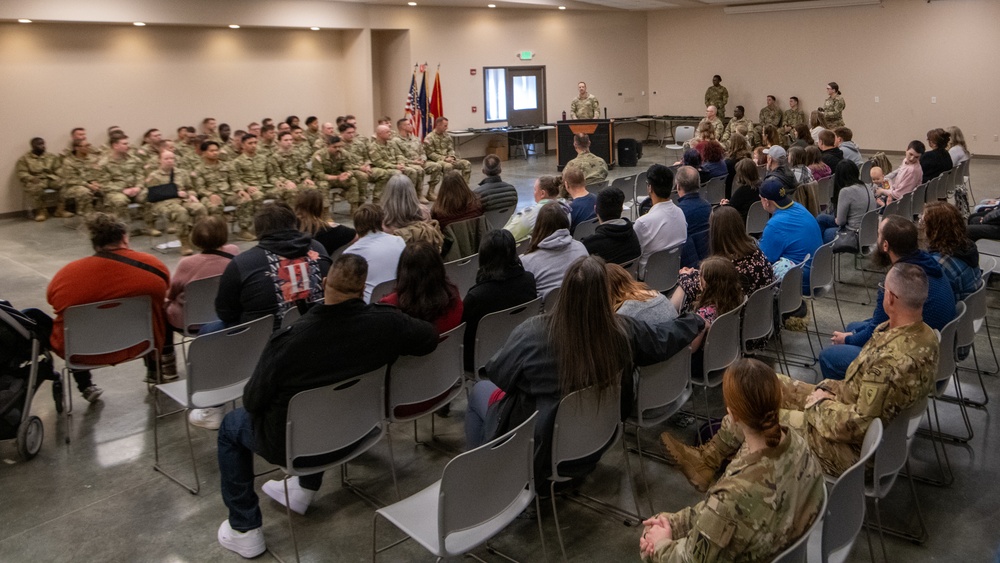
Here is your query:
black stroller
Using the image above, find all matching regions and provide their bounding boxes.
[0,302,59,460]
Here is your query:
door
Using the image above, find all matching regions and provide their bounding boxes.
[505,67,546,127]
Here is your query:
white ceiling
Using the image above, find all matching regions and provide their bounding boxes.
[324,0,872,11]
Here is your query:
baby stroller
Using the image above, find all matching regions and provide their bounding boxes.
[0,302,59,460]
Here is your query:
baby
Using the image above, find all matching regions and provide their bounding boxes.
[870,166,889,206]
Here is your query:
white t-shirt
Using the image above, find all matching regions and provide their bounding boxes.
[343,231,406,302]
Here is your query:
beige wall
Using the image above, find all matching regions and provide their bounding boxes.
[647,0,1000,158]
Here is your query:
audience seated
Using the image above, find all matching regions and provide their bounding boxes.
[758,177,823,295]
[874,141,923,205]
[378,241,463,333]
[214,203,330,331]
[382,175,444,251]
[46,213,171,402]
[967,201,1000,242]
[461,230,537,372]
[581,186,642,265]
[833,127,864,167]
[762,146,796,194]
[431,170,484,230]
[665,263,937,486]
[606,263,677,324]
[643,359,824,562]
[295,188,356,255]
[344,204,405,303]
[464,255,702,483]
[787,146,815,186]
[946,126,971,167]
[633,164,686,276]
[565,132,609,184]
[809,111,828,144]
[804,145,831,181]
[677,149,713,185]
[503,175,569,242]
[679,257,744,357]
[922,202,981,301]
[674,166,712,268]
[723,133,752,198]
[721,158,761,222]
[921,128,954,184]
[791,123,814,148]
[816,160,875,244]
[521,203,589,299]
[819,216,956,380]
[217,254,439,558]
[562,162,597,231]
[676,206,774,309]
[473,154,518,212]
[817,129,844,172]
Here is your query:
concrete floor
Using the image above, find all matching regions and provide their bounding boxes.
[1,146,999,562]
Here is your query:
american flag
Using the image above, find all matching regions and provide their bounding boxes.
[404,69,419,135]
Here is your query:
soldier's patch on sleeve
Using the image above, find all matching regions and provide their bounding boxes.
[858,381,887,417]
[691,498,736,562]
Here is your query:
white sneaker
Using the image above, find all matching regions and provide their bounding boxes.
[217,519,266,558]
[261,476,317,515]
[188,406,225,430]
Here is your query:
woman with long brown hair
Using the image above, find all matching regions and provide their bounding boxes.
[521,202,588,299]
[644,359,824,562]
[722,158,761,221]
[294,188,356,255]
[378,241,462,333]
[464,256,702,482]
[431,170,483,229]
[606,262,677,324]
[922,201,981,301]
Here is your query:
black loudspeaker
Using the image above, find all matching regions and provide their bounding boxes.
[618,138,640,167]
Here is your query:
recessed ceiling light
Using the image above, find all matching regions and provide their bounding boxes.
[558,5,566,9]
[408,2,417,5]
[18,19,32,23]
[229,24,240,29]
[310,26,320,30]
[488,4,496,7]
[133,22,146,26]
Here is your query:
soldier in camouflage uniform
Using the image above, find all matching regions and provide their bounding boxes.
[642,360,824,563]
[219,131,243,163]
[565,133,608,184]
[758,96,783,129]
[257,125,278,159]
[291,127,315,164]
[135,128,165,172]
[396,118,441,203]
[663,263,938,484]
[338,123,375,205]
[782,96,807,136]
[570,81,600,119]
[142,151,207,255]
[99,134,147,228]
[696,106,725,143]
[370,125,423,199]
[61,127,98,159]
[267,131,314,206]
[423,117,471,196]
[703,75,729,119]
[231,135,271,237]
[304,117,322,148]
[16,138,67,221]
[819,82,846,128]
[192,140,256,241]
[721,106,753,143]
[313,122,335,152]
[312,135,360,216]
[58,139,104,216]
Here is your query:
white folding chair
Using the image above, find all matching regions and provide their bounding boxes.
[62,295,158,443]
[444,254,479,299]
[910,182,928,220]
[483,206,515,231]
[541,285,561,313]
[815,176,834,211]
[914,306,961,487]
[372,413,544,562]
[745,201,770,237]
[741,279,779,356]
[471,297,541,377]
[153,316,273,493]
[638,245,682,291]
[772,486,828,563]
[370,278,397,304]
[665,125,695,161]
[803,242,845,359]
[693,299,746,419]
[703,176,727,205]
[178,274,222,361]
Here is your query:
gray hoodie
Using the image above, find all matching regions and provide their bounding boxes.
[521,228,588,298]
[838,141,864,167]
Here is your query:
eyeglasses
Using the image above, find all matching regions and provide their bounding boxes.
[877,282,899,301]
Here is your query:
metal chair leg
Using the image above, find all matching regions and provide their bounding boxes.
[551,481,568,562]
[285,477,301,563]
[151,391,200,494]
[912,401,954,487]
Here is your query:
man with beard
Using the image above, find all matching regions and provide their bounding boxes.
[818,215,955,380]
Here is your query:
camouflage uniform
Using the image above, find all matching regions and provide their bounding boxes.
[193,160,255,231]
[99,152,144,221]
[218,144,239,163]
[58,153,104,215]
[341,138,374,202]
[175,144,199,171]
[693,320,938,477]
[423,131,471,183]
[16,151,62,210]
[134,142,161,172]
[758,106,783,130]
[267,149,311,205]
[395,134,442,195]
[258,139,277,160]
[782,109,807,131]
[312,148,360,213]
[232,152,274,195]
[721,117,753,143]
[570,94,600,119]
[304,129,322,148]
[566,151,609,184]
[370,139,423,198]
[821,95,846,128]
[704,85,729,118]
[697,117,725,141]
[646,429,824,563]
[141,167,207,237]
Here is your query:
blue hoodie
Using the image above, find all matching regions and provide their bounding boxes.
[845,250,957,347]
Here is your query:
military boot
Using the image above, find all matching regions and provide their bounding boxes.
[178,235,194,256]
[661,431,716,493]
[34,209,48,222]
[54,203,75,218]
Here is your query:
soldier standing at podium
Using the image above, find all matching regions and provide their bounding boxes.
[570,81,601,119]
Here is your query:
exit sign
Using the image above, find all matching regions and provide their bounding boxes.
[518,51,534,60]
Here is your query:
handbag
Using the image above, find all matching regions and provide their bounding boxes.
[146,169,178,203]
[831,229,860,254]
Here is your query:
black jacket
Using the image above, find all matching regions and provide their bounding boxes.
[244,299,438,465]
[820,147,844,172]
[920,148,953,184]
[216,229,331,329]
[582,219,642,266]
[461,269,537,372]
[474,176,519,212]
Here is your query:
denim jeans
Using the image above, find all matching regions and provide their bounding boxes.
[817,213,840,244]
[465,380,499,449]
[818,320,867,380]
[218,408,323,531]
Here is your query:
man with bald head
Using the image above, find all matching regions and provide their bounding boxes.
[215,253,439,558]
[142,150,207,255]
[369,124,422,197]
[697,106,724,141]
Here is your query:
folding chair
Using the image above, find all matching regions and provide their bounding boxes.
[624,347,692,515]
[444,254,479,299]
[62,295,159,443]
[178,274,222,361]
[665,126,695,161]
[572,218,599,241]
[548,386,640,560]
[470,297,541,378]
[815,176,834,211]
[882,199,901,217]
[959,276,998,376]
[745,201,770,237]
[280,307,302,330]
[272,368,393,563]
[369,278,397,304]
[910,182,928,220]
[859,159,873,186]
[585,180,608,196]
[638,245,682,291]
[836,209,880,306]
[483,206,515,231]
[153,316,273,493]
[741,279,779,356]
[372,413,544,562]
[807,419,883,563]
[515,237,531,256]
[774,265,804,374]
[609,175,637,203]
[703,176,727,205]
[385,324,466,495]
[692,299,746,422]
[914,306,961,486]
[772,486,828,563]
[803,242,845,358]
[541,285,561,313]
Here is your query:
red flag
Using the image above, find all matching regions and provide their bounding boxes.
[429,67,443,124]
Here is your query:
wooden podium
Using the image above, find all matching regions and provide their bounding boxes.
[556,119,614,171]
